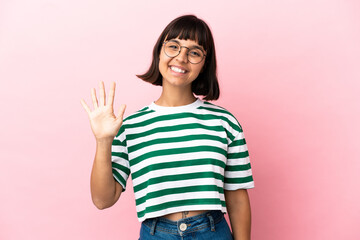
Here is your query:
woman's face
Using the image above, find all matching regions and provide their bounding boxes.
[159,38,206,90]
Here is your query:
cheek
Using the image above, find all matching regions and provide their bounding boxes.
[158,54,169,76]
[159,52,170,66]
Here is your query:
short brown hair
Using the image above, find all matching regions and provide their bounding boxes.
[136,15,219,100]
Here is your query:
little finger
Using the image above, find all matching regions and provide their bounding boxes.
[80,99,91,115]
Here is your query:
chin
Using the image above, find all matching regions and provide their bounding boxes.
[166,79,192,88]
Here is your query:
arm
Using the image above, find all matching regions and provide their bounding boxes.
[90,138,123,209]
[81,81,126,209]
[224,189,252,240]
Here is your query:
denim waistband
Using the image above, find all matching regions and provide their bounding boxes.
[142,210,225,236]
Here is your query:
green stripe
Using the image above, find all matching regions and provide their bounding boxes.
[198,105,231,115]
[225,175,254,184]
[135,185,224,205]
[111,151,128,160]
[229,138,246,148]
[112,162,130,175]
[125,112,241,133]
[129,134,227,152]
[137,198,226,218]
[112,139,126,146]
[203,101,224,108]
[112,169,126,187]
[124,108,154,121]
[132,158,226,179]
[225,163,252,172]
[127,123,224,140]
[227,151,249,159]
[134,172,224,192]
[224,128,235,141]
[131,146,227,167]
[115,125,125,137]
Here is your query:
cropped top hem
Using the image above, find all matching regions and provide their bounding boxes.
[138,205,226,222]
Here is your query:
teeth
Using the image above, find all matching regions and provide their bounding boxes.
[171,66,186,73]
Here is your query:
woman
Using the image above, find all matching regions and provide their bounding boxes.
[81,14,254,240]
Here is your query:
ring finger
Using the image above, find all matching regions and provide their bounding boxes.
[91,88,99,109]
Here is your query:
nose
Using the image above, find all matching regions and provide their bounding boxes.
[175,47,189,63]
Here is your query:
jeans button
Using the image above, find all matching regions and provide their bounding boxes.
[179,223,187,231]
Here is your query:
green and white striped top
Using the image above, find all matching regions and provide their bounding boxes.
[111,98,254,222]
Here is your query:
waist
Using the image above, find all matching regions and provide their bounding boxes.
[162,210,208,221]
[143,210,224,226]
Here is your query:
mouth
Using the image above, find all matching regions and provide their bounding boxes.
[169,65,187,74]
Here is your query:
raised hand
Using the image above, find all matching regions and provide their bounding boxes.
[81,81,126,141]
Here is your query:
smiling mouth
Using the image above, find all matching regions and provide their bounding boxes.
[170,66,187,73]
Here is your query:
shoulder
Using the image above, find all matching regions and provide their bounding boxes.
[122,105,156,125]
[199,100,242,131]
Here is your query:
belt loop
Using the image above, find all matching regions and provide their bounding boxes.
[207,212,216,232]
[150,218,158,235]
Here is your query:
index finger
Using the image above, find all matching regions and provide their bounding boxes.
[107,82,116,107]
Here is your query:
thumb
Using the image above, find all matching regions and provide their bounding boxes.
[116,104,127,123]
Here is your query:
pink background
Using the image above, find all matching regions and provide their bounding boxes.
[1,0,359,239]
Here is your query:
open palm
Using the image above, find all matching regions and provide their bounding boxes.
[81,81,126,140]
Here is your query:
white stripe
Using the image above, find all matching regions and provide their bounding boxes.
[224,182,255,190]
[114,131,126,142]
[134,178,224,200]
[111,145,128,155]
[226,157,251,166]
[225,169,253,178]
[131,151,227,173]
[132,164,225,186]
[228,144,248,153]
[111,155,129,166]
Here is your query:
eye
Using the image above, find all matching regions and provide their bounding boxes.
[189,49,202,57]
[166,42,179,50]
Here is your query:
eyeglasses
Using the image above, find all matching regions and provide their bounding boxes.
[163,40,206,64]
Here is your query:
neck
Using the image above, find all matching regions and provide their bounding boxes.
[155,82,197,107]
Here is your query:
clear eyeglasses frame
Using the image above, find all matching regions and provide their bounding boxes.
[162,40,206,64]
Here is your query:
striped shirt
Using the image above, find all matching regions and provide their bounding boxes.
[111,98,254,222]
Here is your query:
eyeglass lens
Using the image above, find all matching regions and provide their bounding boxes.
[164,41,204,64]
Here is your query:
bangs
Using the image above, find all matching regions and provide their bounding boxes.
[163,17,212,51]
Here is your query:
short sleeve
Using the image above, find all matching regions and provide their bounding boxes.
[224,125,254,190]
[111,125,130,191]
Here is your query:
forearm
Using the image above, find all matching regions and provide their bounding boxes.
[225,189,252,240]
[90,138,121,209]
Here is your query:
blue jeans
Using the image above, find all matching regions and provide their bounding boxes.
[139,210,233,240]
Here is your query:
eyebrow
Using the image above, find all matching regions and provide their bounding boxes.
[169,39,205,51]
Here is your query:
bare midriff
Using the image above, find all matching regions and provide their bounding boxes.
[162,210,208,221]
